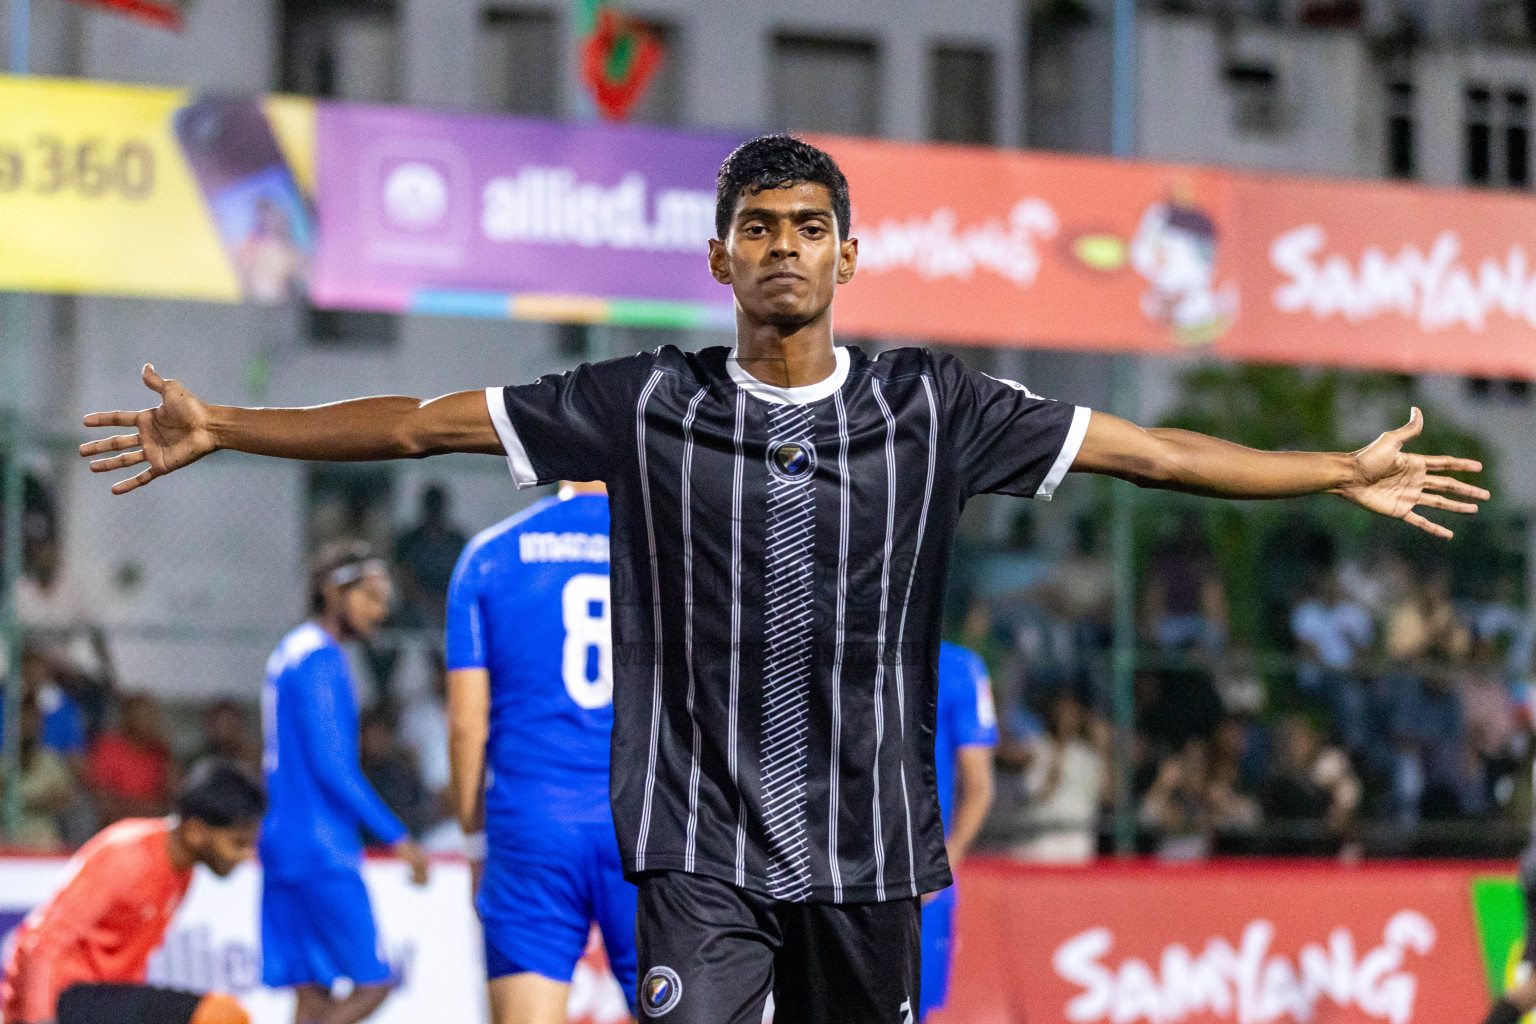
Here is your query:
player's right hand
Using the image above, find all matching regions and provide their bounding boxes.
[395,838,431,886]
[80,364,218,495]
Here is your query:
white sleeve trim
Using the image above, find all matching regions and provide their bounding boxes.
[484,386,539,490]
[1036,406,1092,501]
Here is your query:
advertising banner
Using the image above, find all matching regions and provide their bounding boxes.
[937,860,1508,1024]
[0,75,315,303]
[311,103,745,328]
[9,74,1536,378]
[819,134,1536,379]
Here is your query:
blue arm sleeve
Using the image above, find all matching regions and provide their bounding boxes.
[296,648,410,845]
[444,546,486,672]
[951,650,1000,749]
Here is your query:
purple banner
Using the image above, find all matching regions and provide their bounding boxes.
[312,103,748,325]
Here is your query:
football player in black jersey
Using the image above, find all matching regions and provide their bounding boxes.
[81,136,1486,1024]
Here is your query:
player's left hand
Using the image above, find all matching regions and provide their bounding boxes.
[1333,408,1488,539]
[395,839,431,886]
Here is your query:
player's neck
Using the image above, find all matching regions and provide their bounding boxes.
[732,317,837,389]
[314,610,348,644]
[165,822,196,873]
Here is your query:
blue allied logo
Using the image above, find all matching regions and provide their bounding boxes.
[642,966,683,1017]
[767,439,817,482]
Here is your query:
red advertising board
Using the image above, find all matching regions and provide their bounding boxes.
[818,135,1536,380]
[934,860,1493,1024]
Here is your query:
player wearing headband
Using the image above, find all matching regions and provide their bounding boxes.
[258,542,430,1024]
[1,759,263,1024]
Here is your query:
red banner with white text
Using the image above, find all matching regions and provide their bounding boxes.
[932,860,1498,1024]
[819,136,1536,379]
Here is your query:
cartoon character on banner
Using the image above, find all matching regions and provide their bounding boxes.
[1066,184,1238,347]
[1127,196,1239,346]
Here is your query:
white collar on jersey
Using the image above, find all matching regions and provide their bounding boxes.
[726,345,850,405]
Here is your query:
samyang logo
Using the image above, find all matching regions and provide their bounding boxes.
[1052,910,1436,1024]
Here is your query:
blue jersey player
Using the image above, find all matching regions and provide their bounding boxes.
[445,483,637,1024]
[920,641,998,1021]
[260,543,431,1024]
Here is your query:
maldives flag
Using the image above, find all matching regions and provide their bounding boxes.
[63,0,184,30]
[577,0,664,121]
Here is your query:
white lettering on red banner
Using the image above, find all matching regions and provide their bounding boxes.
[1052,910,1436,1024]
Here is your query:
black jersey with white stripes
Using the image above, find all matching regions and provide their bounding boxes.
[488,345,1088,903]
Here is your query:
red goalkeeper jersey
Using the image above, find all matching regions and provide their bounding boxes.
[2,818,192,1024]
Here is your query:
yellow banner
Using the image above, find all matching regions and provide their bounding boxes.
[0,75,315,302]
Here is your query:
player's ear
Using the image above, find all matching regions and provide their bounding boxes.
[837,237,858,285]
[708,238,732,285]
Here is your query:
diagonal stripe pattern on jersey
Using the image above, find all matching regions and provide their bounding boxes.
[759,403,818,901]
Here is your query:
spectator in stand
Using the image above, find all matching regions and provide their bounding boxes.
[1258,715,1361,856]
[399,656,451,831]
[1144,515,1227,656]
[1140,735,1260,861]
[9,645,89,765]
[1030,517,1113,693]
[1291,567,1373,752]
[1,693,74,852]
[1211,714,1265,807]
[1394,666,1480,820]
[1140,738,1214,860]
[1459,637,1520,807]
[1381,570,1473,826]
[359,708,433,839]
[192,700,261,772]
[87,694,175,825]
[392,484,467,628]
[1008,693,1106,865]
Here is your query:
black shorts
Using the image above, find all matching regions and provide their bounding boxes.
[634,870,921,1024]
[57,983,202,1024]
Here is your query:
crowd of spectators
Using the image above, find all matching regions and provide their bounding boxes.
[0,484,471,855]
[972,511,1536,864]
[8,472,1534,866]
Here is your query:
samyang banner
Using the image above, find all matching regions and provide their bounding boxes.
[819,135,1536,379]
[936,860,1518,1024]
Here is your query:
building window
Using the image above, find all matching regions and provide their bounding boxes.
[307,307,400,349]
[1466,376,1532,404]
[1463,84,1532,188]
[929,45,996,145]
[279,0,400,102]
[478,7,560,116]
[1507,89,1529,186]
[1224,62,1284,136]
[1386,79,1415,179]
[773,34,880,136]
[1467,85,1493,184]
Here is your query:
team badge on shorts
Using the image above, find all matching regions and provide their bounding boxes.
[767,439,816,482]
[641,966,683,1017]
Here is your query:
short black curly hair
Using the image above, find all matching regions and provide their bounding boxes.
[715,135,851,241]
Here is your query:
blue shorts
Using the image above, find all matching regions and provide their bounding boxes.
[919,886,957,1019]
[478,817,637,1011]
[261,870,393,989]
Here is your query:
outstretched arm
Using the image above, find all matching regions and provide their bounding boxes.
[80,365,503,494]
[1071,407,1487,539]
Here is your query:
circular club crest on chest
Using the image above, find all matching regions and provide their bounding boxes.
[765,438,817,483]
